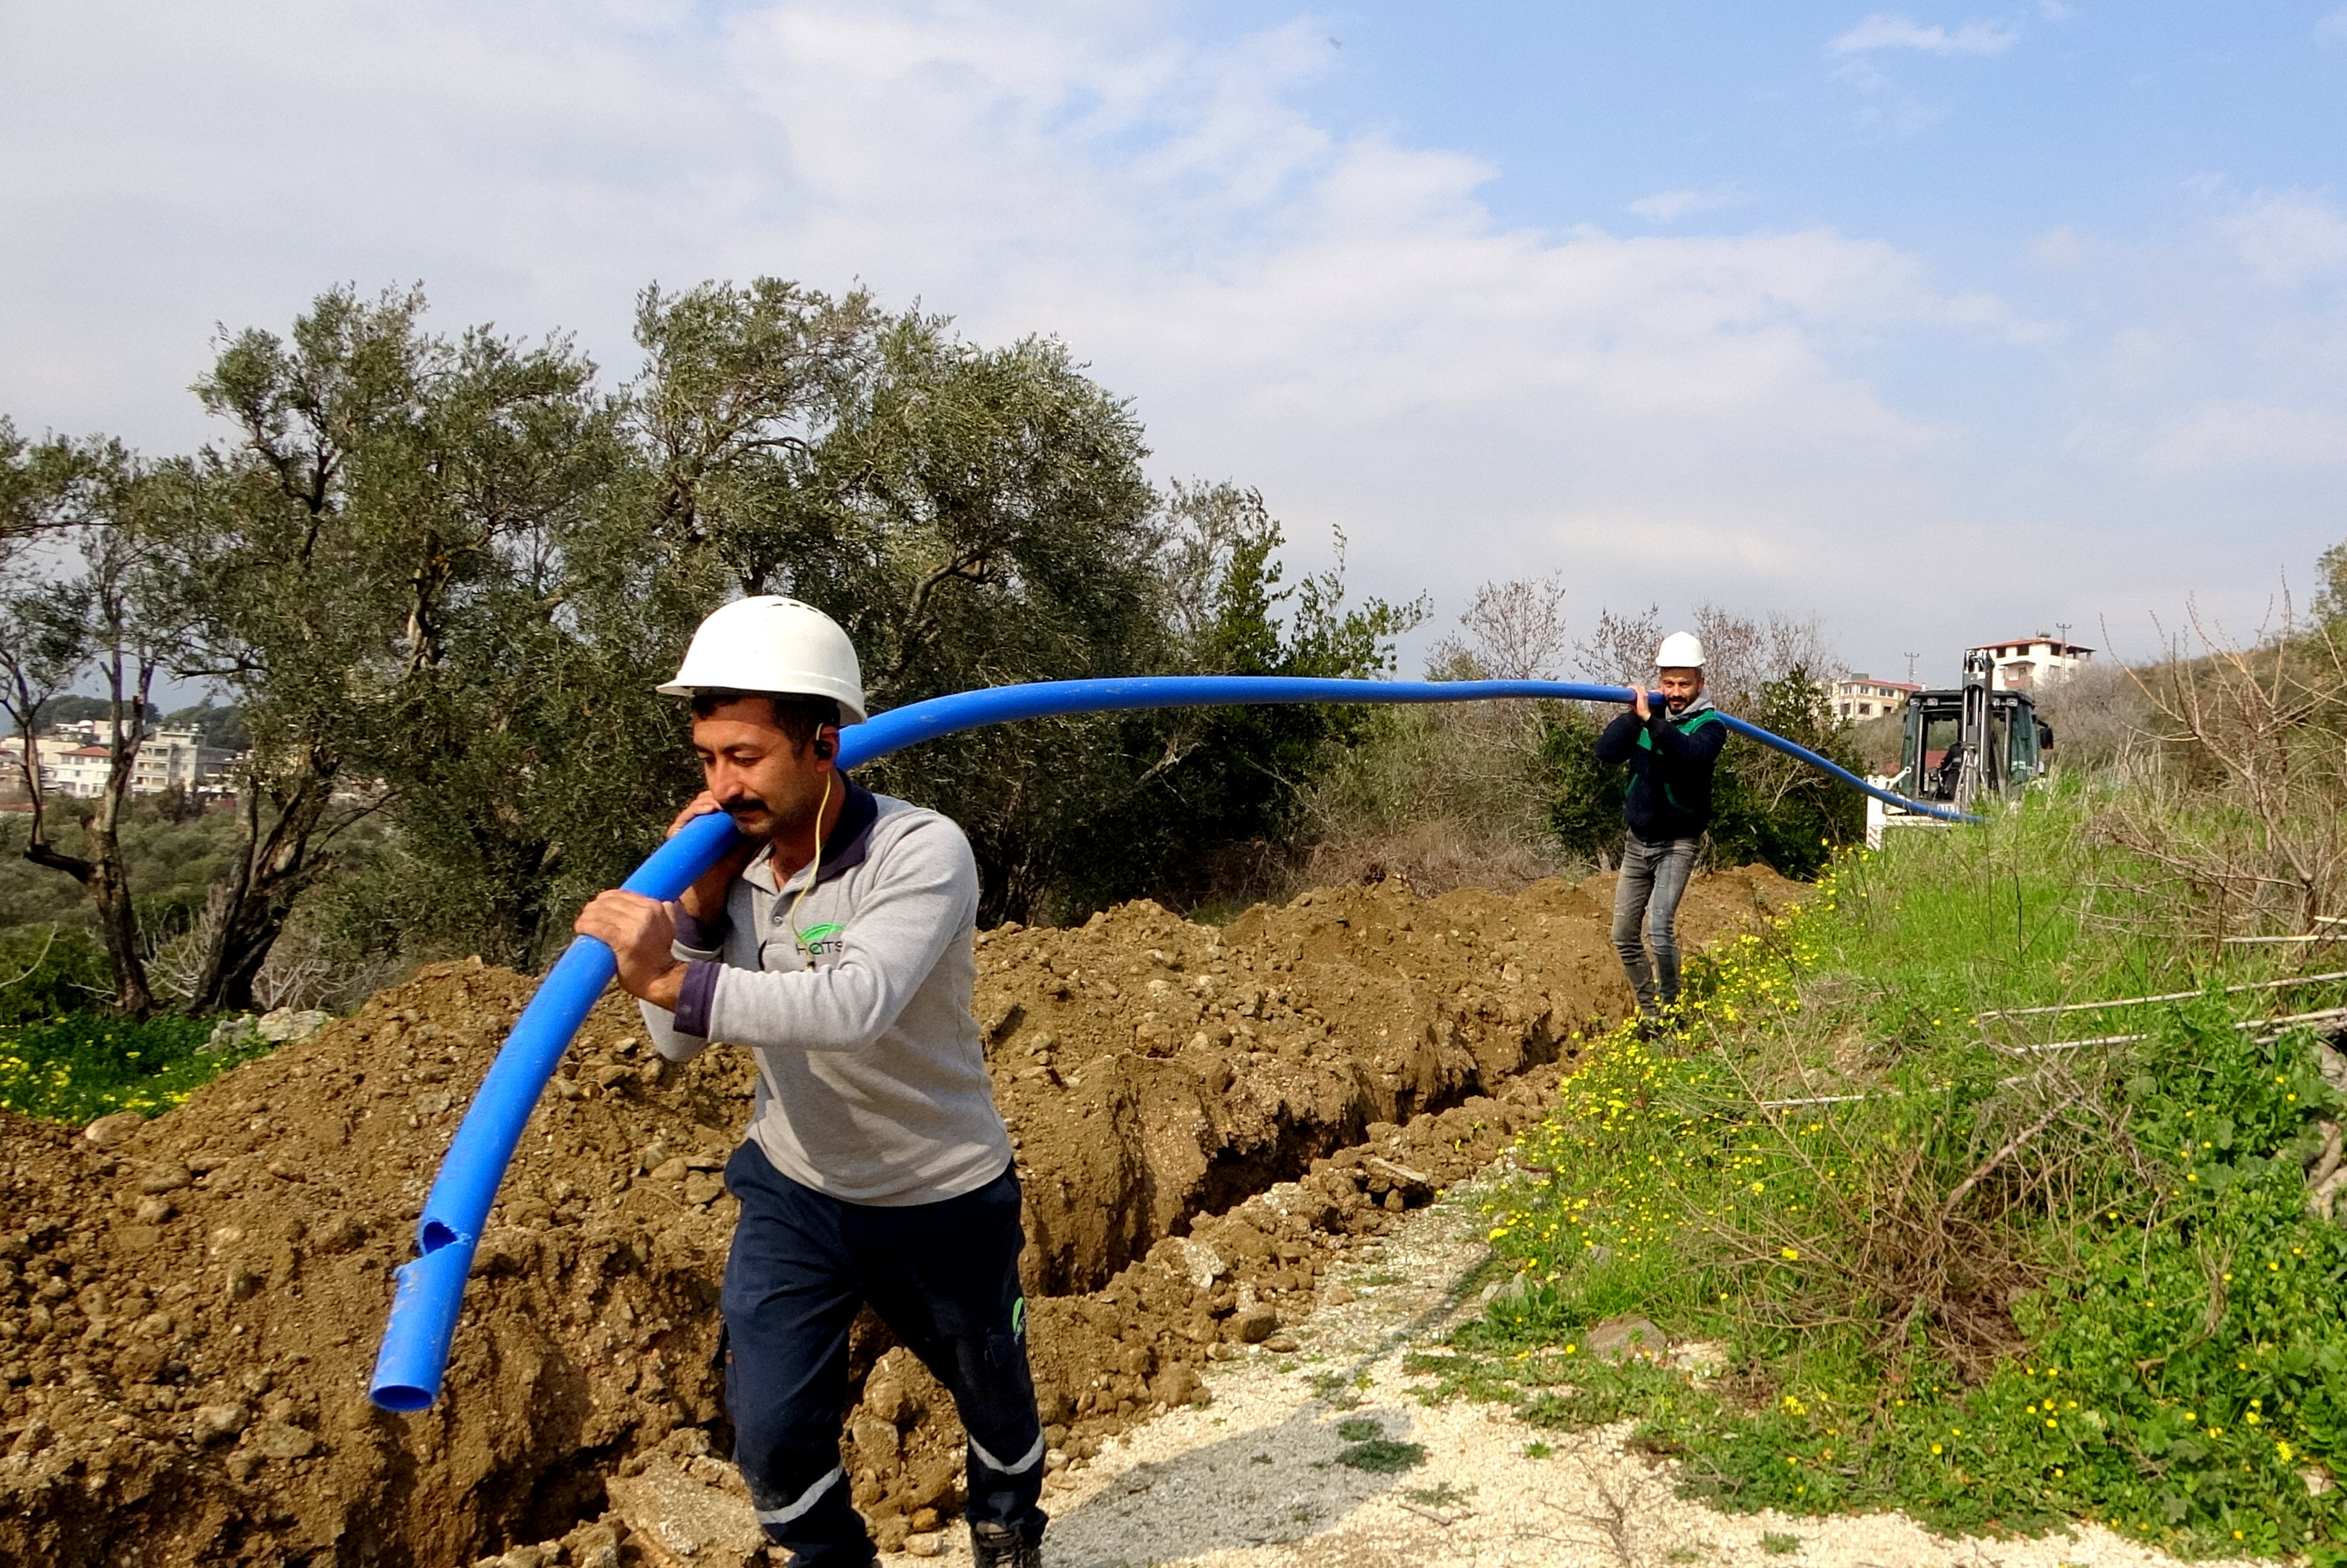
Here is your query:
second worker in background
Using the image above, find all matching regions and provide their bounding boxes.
[1595,632,1726,1022]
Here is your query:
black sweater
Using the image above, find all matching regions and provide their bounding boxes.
[1595,700,1728,843]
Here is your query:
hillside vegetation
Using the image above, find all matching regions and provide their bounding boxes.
[1450,613,2347,1561]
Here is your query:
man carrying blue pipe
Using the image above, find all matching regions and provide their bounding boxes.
[1594,631,1727,1024]
[574,596,1047,1568]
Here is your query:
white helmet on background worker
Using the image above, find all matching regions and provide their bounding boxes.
[656,596,868,723]
[1654,632,1706,671]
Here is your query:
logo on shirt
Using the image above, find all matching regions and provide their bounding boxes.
[795,921,846,959]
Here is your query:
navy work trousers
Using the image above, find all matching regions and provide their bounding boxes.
[1611,833,1700,1013]
[721,1142,1047,1567]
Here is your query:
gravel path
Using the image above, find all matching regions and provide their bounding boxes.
[891,1181,2277,1568]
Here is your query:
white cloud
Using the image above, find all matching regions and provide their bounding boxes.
[1827,13,2021,57]
[0,4,1990,469]
[2216,190,2347,285]
[1627,187,1743,222]
[2318,8,2347,45]
[1824,13,2018,138]
[2143,401,2347,477]
[0,0,2322,674]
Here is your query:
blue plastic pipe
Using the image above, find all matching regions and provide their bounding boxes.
[367,674,1974,1410]
[367,808,742,1411]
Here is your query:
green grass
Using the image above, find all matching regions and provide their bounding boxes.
[1329,1413,1426,1473]
[1441,787,2347,1561]
[0,1011,274,1123]
[1334,1437,1425,1474]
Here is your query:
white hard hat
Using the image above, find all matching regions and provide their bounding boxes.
[657,596,868,723]
[1655,632,1706,670]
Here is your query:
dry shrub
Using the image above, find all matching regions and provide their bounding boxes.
[1847,712,1905,775]
[2093,606,2347,941]
[2032,659,2154,776]
[1688,1042,2132,1379]
[1274,575,1576,897]
[146,898,404,1015]
[1572,601,1835,717]
[1296,699,1567,896]
[1300,804,1565,898]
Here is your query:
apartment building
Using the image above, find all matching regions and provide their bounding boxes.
[1966,635,2093,692]
[0,726,239,799]
[1825,674,1922,721]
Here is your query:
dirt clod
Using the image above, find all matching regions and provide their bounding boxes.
[607,1456,766,1568]
[82,1109,146,1148]
[189,1404,248,1446]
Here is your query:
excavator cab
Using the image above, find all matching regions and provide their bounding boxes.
[1903,695,2047,803]
[1879,651,2054,828]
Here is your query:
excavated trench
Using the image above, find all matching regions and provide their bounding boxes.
[0,866,1797,1567]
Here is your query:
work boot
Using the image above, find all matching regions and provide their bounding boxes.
[969,1519,1045,1568]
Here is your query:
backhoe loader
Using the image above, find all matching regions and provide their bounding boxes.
[1867,649,2054,840]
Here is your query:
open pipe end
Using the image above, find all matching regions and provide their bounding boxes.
[369,1383,436,1413]
[369,1236,477,1413]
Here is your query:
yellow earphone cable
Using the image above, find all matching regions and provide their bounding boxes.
[786,770,834,955]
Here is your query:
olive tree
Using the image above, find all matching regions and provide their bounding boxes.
[185,285,651,995]
[0,441,196,1013]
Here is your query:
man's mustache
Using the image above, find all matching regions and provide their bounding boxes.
[721,796,772,819]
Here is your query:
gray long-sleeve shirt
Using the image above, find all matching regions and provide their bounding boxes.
[639,782,1012,1207]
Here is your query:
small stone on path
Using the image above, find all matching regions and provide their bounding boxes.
[1585,1314,1670,1364]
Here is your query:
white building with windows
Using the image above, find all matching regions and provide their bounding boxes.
[1,726,239,799]
[1825,674,1921,721]
[1967,635,2093,692]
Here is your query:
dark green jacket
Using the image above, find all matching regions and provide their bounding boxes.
[1595,697,1727,842]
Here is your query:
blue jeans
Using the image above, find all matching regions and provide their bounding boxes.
[1611,835,1699,1013]
[721,1143,1047,1567]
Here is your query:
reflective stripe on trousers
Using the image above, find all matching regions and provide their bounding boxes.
[721,1145,1049,1567]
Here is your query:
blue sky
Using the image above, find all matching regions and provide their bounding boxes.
[2,1,2343,684]
[1281,6,2347,228]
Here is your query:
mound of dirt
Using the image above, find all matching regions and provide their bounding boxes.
[0,866,1795,1567]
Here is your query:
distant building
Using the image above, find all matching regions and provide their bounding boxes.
[1826,674,1922,722]
[1967,634,2093,692]
[48,743,113,798]
[1,725,242,800]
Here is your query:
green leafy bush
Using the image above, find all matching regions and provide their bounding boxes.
[1537,703,1626,866]
[0,926,112,1025]
[1334,1437,1426,1474]
[1705,667,1867,880]
[0,1012,270,1124]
